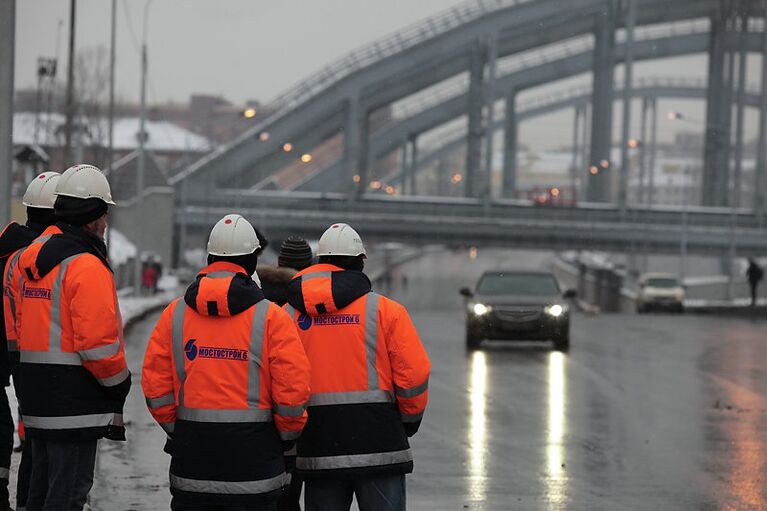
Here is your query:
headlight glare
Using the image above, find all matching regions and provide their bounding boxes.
[472,303,490,316]
[545,304,564,317]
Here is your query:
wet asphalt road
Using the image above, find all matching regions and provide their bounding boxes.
[87,250,767,510]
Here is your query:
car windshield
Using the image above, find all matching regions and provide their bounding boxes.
[477,273,560,296]
[645,278,680,288]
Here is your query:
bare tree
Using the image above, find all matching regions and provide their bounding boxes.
[74,45,110,168]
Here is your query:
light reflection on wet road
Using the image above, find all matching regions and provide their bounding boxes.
[87,250,767,510]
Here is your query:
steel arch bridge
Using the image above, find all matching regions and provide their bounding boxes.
[172,0,767,255]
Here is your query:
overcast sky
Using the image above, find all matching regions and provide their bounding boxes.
[14,1,764,151]
[15,0,455,104]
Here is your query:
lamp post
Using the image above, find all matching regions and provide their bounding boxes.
[133,0,152,296]
[0,0,15,226]
[669,110,735,298]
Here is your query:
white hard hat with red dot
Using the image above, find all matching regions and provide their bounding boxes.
[55,164,115,205]
[23,171,61,209]
[207,214,260,256]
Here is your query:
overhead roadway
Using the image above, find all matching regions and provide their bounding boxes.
[177,190,767,257]
[287,23,764,192]
[374,77,764,191]
[174,0,766,208]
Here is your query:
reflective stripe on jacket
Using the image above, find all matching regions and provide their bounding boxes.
[142,261,310,505]
[16,225,130,439]
[285,263,430,478]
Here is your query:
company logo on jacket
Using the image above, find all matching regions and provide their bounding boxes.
[184,339,248,362]
[22,286,51,300]
[297,313,360,331]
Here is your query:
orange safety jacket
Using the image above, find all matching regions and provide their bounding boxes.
[142,262,311,506]
[285,263,430,478]
[16,224,131,440]
[1,222,43,385]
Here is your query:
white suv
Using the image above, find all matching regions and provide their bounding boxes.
[636,273,685,313]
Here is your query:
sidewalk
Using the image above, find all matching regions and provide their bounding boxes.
[685,297,767,317]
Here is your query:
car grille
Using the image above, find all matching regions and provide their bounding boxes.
[493,306,544,322]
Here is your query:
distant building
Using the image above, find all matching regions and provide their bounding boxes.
[11,112,213,195]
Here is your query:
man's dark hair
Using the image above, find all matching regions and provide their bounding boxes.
[318,255,364,272]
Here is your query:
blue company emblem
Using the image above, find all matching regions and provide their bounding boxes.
[297,313,313,331]
[184,339,198,361]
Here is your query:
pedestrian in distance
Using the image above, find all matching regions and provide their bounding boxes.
[15,164,131,511]
[746,258,764,307]
[0,172,61,511]
[142,214,311,511]
[285,223,431,511]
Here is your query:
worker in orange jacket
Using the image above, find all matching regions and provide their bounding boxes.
[15,164,130,510]
[143,214,311,511]
[285,223,430,511]
[1,172,60,511]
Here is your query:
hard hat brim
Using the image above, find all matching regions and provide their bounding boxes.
[54,191,116,206]
[21,201,55,209]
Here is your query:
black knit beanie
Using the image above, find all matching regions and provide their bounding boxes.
[54,195,108,227]
[278,236,313,270]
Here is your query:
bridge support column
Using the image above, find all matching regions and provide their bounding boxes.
[757,14,767,222]
[408,135,418,195]
[647,97,658,206]
[400,143,409,194]
[502,89,517,198]
[702,3,736,207]
[618,0,637,215]
[483,32,498,200]
[587,1,616,203]
[465,39,486,198]
[638,96,650,205]
[570,104,584,194]
[343,95,369,197]
[437,155,449,196]
[733,12,747,209]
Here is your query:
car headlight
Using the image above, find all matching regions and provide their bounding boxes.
[545,304,565,317]
[471,303,490,316]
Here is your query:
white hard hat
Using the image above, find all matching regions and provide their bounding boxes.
[23,171,61,209]
[207,214,260,257]
[318,223,366,257]
[55,164,115,205]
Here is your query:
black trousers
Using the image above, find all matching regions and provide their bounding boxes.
[0,389,14,508]
[17,436,32,509]
[26,437,98,511]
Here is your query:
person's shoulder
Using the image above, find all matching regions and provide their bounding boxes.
[373,293,408,314]
[66,253,112,282]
